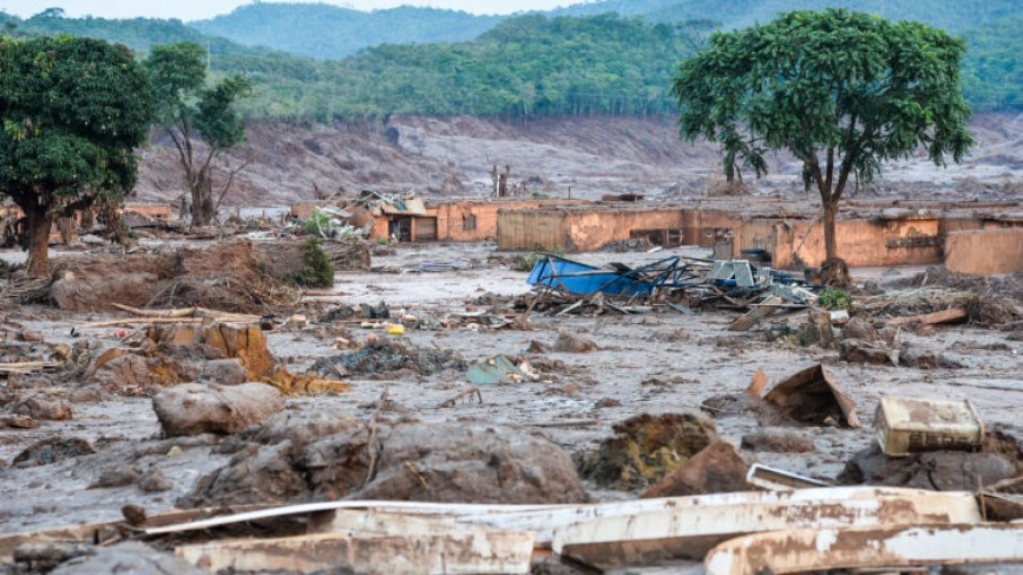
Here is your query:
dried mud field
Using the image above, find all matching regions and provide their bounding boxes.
[2,234,1023,574]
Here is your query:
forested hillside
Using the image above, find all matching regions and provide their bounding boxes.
[2,2,1022,120]
[554,0,1014,32]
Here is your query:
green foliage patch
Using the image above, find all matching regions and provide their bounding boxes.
[292,238,335,288]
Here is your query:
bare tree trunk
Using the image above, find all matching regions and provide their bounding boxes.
[190,167,215,226]
[823,200,838,263]
[24,204,53,279]
[97,202,130,246]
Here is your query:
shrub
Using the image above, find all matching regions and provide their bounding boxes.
[818,287,852,310]
[293,238,334,288]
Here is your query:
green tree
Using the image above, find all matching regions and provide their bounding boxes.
[0,35,152,277]
[671,9,974,269]
[145,41,251,226]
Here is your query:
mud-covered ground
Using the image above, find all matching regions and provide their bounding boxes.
[3,238,1023,544]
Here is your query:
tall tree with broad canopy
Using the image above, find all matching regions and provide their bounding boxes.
[671,9,973,273]
[0,35,152,278]
[145,42,251,227]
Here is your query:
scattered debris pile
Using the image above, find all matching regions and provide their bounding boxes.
[309,337,467,378]
[523,253,816,321]
[40,241,296,314]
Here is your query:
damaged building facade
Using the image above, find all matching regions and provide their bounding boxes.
[293,193,1023,274]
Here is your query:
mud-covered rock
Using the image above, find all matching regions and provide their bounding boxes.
[839,338,897,365]
[88,466,141,489]
[250,405,361,452]
[182,420,588,507]
[553,331,598,353]
[179,441,308,508]
[641,440,751,498]
[152,382,283,437]
[577,412,718,490]
[139,469,174,493]
[312,422,589,504]
[838,442,1017,490]
[11,395,72,421]
[48,541,207,575]
[844,317,878,342]
[200,358,249,385]
[12,437,96,468]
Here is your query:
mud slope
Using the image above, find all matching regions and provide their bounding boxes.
[133,112,1023,208]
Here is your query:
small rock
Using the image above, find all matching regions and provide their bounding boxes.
[89,467,141,489]
[13,437,96,468]
[741,429,815,453]
[553,331,598,353]
[839,338,896,365]
[121,504,147,526]
[13,396,73,421]
[200,358,249,386]
[526,340,550,354]
[844,317,877,342]
[138,469,173,493]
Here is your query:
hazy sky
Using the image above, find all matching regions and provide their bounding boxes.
[5,0,578,22]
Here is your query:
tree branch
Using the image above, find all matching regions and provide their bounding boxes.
[213,156,252,213]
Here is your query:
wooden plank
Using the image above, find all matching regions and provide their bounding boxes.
[888,306,967,326]
[727,295,784,331]
[553,490,980,571]
[705,524,1023,575]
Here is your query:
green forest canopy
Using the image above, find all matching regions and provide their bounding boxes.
[1,4,1021,121]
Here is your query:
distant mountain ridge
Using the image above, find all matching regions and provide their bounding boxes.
[190,3,504,59]
[187,0,1021,59]
[2,1,1021,118]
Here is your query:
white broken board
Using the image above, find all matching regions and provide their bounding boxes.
[704,524,1023,575]
[552,489,981,570]
[144,487,973,549]
[177,524,535,575]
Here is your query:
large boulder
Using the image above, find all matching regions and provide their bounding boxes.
[316,422,589,504]
[180,420,589,508]
[152,382,283,437]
